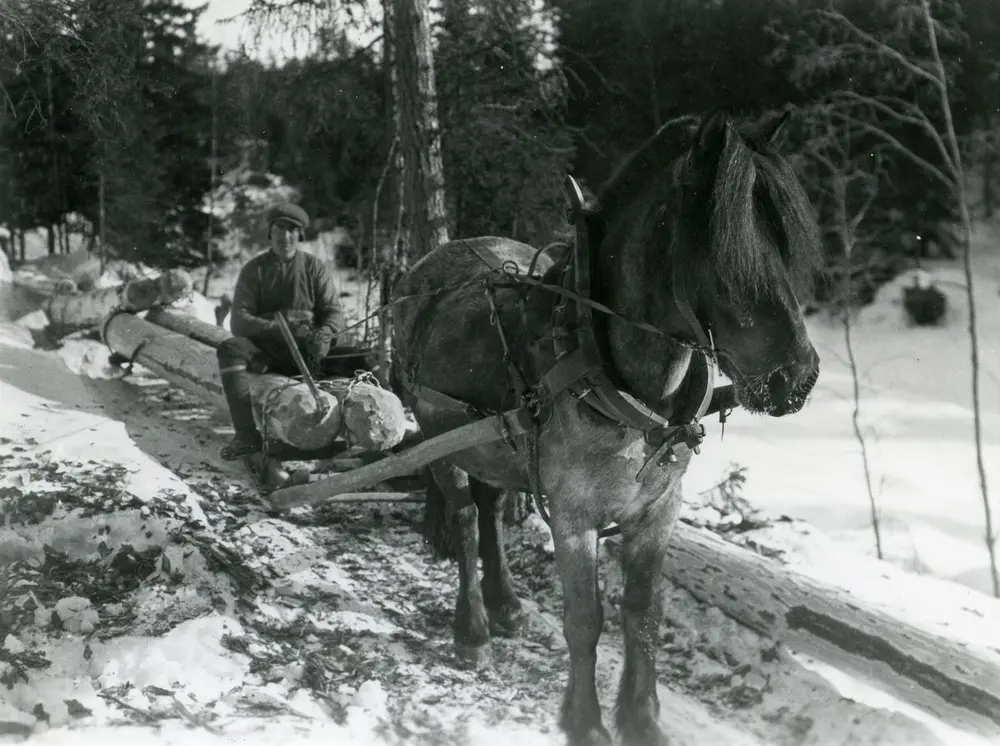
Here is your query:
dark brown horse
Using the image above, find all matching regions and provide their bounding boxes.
[391,110,822,746]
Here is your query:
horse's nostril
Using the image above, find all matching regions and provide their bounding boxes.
[767,368,790,404]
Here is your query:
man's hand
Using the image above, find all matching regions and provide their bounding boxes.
[287,318,313,342]
[303,327,335,376]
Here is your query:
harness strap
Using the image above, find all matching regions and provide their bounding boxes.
[564,176,599,362]
[671,273,716,355]
[401,175,727,540]
[405,380,536,439]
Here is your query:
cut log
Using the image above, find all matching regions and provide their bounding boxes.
[146,307,231,348]
[46,269,193,338]
[147,307,377,379]
[249,373,343,452]
[622,524,1000,738]
[315,377,409,451]
[102,310,229,409]
[103,311,407,454]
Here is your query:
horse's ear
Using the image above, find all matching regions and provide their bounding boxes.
[750,109,792,149]
[693,108,730,160]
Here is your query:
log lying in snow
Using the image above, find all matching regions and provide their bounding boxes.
[102,311,407,454]
[148,306,377,378]
[102,310,229,408]
[638,524,1000,738]
[146,307,231,348]
[45,270,193,338]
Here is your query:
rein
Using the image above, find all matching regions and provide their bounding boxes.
[460,175,726,539]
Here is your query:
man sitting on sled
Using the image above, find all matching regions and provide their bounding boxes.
[217,202,350,461]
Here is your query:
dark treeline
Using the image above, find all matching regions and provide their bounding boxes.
[2,0,999,304]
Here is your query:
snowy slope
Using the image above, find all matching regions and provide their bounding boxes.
[686,223,1000,595]
[4,317,971,745]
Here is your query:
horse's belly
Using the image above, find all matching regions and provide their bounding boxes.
[447,445,532,492]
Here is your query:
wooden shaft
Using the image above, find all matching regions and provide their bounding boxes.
[268,415,509,511]
[309,491,426,504]
[275,311,328,414]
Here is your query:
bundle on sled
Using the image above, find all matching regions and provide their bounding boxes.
[101,310,409,477]
[43,269,193,340]
[248,372,408,453]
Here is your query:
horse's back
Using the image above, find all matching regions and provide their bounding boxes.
[392,236,553,353]
[403,235,542,289]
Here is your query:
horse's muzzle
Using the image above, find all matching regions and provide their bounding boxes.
[765,359,819,417]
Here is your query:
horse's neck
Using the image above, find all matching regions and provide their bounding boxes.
[595,214,696,415]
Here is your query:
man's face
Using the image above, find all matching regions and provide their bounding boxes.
[269,219,301,258]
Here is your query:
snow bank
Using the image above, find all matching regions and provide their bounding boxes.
[686,225,1000,595]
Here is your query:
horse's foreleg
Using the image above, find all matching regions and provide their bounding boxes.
[474,484,525,636]
[615,499,679,746]
[553,517,613,746]
[428,462,491,667]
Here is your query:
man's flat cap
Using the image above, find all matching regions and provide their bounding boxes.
[266,202,310,230]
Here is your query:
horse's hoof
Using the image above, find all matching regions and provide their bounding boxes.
[487,607,526,637]
[618,719,670,746]
[566,725,614,746]
[454,642,492,669]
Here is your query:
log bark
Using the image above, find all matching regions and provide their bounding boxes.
[146,307,231,348]
[627,524,1000,737]
[103,311,406,454]
[45,269,192,338]
[102,310,229,410]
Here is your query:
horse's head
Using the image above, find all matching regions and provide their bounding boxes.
[672,110,822,417]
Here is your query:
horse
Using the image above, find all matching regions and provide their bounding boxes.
[391,109,822,746]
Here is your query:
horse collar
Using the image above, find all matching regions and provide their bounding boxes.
[555,175,717,443]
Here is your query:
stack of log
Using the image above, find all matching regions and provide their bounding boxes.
[44,269,193,340]
[38,273,408,481]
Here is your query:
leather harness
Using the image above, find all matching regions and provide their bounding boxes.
[402,175,735,534]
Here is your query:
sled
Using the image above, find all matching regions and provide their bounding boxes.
[101,307,484,503]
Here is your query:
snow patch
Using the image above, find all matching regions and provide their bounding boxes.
[90,615,248,702]
[56,338,121,379]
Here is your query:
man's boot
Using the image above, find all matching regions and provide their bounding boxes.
[219,364,263,460]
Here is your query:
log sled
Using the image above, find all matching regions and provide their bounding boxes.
[100,307,430,495]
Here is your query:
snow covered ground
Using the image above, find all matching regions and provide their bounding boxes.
[2,224,1000,744]
[686,222,1000,596]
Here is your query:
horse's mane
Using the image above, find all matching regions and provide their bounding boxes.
[594,113,822,308]
[708,125,823,304]
[597,116,696,218]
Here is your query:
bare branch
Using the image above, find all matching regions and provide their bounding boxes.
[828,91,956,179]
[827,110,955,190]
[558,45,629,98]
[818,8,944,92]
[918,0,997,596]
